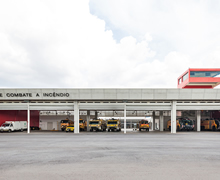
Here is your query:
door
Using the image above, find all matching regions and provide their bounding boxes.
[47,122,53,130]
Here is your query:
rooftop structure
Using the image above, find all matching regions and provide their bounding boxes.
[178,68,220,89]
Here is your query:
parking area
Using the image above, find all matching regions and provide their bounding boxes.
[1,131,220,180]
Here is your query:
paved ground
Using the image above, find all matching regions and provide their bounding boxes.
[0,131,220,180]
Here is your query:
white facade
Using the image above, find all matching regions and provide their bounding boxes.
[0,88,220,134]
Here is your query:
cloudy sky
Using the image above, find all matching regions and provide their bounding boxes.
[0,0,220,88]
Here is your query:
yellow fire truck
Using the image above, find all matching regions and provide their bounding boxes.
[139,120,149,131]
[60,118,74,131]
[107,118,121,132]
[167,119,181,131]
[79,119,87,131]
[201,119,218,131]
[89,119,107,132]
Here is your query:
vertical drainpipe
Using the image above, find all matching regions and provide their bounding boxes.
[27,103,30,134]
[124,103,126,134]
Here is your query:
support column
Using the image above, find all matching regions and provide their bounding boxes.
[95,111,98,119]
[27,103,30,134]
[74,101,79,133]
[153,111,155,130]
[159,111,164,131]
[87,110,90,131]
[197,110,201,132]
[124,103,126,134]
[171,101,177,133]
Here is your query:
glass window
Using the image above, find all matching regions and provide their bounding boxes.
[190,71,220,77]
[178,78,181,84]
[205,72,210,76]
[183,72,189,81]
[89,121,99,124]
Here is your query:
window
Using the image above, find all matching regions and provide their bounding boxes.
[205,72,210,76]
[183,72,189,81]
[178,78,181,84]
[190,71,220,77]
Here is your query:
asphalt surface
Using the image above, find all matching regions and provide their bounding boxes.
[0,130,220,180]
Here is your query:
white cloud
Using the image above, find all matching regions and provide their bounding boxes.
[0,0,220,88]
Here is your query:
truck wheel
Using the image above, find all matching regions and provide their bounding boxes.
[139,128,141,131]
[21,129,23,132]
[147,128,149,131]
[108,129,110,132]
[8,129,11,133]
[212,126,216,131]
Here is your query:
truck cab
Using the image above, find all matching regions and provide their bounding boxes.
[79,119,87,131]
[0,123,12,132]
[60,119,74,131]
[201,119,218,131]
[107,118,121,132]
[89,119,107,132]
[167,119,181,131]
[139,120,149,132]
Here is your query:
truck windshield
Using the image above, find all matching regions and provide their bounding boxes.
[108,121,117,124]
[1,124,10,127]
[89,121,99,124]
[140,121,148,124]
[60,120,69,123]
[79,120,83,123]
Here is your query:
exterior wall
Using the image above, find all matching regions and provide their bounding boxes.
[212,111,220,119]
[1,88,220,101]
[0,110,39,126]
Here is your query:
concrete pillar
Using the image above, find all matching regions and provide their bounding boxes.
[171,101,177,133]
[159,111,164,131]
[74,101,79,133]
[124,103,126,134]
[153,111,156,130]
[197,110,201,132]
[95,111,98,119]
[87,110,90,131]
[27,103,30,134]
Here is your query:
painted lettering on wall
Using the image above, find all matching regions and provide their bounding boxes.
[43,92,70,97]
[6,93,32,97]
[0,92,70,98]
